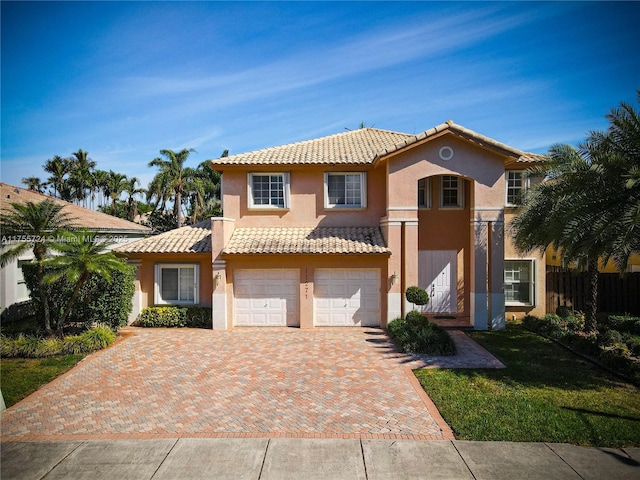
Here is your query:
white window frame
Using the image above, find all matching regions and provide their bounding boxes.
[247,172,290,209]
[506,170,529,207]
[504,259,535,307]
[324,172,367,209]
[440,175,464,209]
[418,177,432,209]
[154,263,200,305]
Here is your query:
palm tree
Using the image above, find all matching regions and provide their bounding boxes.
[510,143,608,332]
[92,169,109,209]
[148,148,196,228]
[22,177,46,193]
[103,170,128,208]
[68,149,96,207]
[189,158,222,222]
[0,200,76,334]
[123,177,145,221]
[44,155,71,198]
[42,231,130,337]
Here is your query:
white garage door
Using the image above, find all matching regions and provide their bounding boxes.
[314,269,380,327]
[234,269,299,326]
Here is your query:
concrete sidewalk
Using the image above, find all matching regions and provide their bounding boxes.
[2,438,639,480]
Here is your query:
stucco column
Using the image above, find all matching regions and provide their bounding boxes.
[489,219,505,329]
[402,219,419,316]
[381,218,403,323]
[470,218,489,330]
[211,217,235,330]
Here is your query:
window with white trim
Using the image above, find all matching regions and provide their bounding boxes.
[155,264,199,305]
[440,176,464,208]
[504,260,535,306]
[418,178,432,208]
[324,172,366,208]
[248,172,289,209]
[506,171,528,206]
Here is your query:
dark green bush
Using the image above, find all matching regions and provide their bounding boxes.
[405,310,427,327]
[556,305,572,319]
[0,300,36,324]
[138,307,187,328]
[405,286,429,306]
[185,307,213,328]
[138,306,212,328]
[599,314,640,335]
[22,261,135,331]
[0,325,116,358]
[387,316,456,355]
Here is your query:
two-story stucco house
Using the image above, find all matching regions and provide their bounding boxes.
[117,121,546,330]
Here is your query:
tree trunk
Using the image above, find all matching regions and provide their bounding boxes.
[56,271,89,337]
[176,190,182,228]
[37,261,53,336]
[585,259,599,333]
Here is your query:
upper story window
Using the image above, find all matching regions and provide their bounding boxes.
[440,176,464,208]
[155,263,199,305]
[324,172,366,209]
[418,178,432,208]
[506,171,528,206]
[248,172,290,209]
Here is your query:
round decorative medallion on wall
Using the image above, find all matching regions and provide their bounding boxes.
[439,145,454,161]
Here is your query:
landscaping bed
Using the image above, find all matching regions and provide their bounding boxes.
[415,324,640,447]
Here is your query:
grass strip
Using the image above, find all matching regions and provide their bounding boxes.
[415,324,640,447]
[1,354,85,407]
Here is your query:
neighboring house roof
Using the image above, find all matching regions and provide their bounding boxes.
[223,227,390,255]
[211,121,544,167]
[0,183,151,233]
[114,220,211,254]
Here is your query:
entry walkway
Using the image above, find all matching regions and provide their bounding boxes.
[2,438,639,480]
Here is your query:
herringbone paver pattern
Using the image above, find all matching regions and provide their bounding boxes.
[0,328,494,441]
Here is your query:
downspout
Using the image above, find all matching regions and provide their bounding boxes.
[487,221,493,330]
[401,221,406,319]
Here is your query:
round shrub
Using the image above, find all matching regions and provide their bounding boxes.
[405,310,427,327]
[405,286,429,306]
[556,305,572,319]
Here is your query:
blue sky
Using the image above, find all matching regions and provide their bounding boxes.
[2,1,639,191]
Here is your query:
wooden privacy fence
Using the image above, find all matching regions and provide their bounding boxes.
[546,267,640,315]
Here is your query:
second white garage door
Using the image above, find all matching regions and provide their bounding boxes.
[234,269,299,326]
[314,269,380,327]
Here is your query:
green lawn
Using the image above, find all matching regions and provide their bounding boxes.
[415,324,640,447]
[1,354,85,407]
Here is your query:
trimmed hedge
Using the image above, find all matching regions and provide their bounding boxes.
[387,312,456,356]
[22,260,135,331]
[0,325,117,358]
[138,306,212,328]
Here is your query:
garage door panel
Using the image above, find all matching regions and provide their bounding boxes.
[234,269,299,327]
[314,268,380,327]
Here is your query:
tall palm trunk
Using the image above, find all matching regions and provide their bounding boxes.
[55,270,90,337]
[37,261,53,335]
[585,259,599,333]
[175,190,183,228]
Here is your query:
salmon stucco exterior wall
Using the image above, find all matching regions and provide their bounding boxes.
[116,121,547,330]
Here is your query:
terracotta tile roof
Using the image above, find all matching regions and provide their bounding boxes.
[373,120,542,164]
[223,227,390,255]
[0,182,150,233]
[114,220,211,254]
[211,128,412,166]
[211,121,543,167]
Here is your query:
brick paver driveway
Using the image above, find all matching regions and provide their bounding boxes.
[1,327,454,441]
